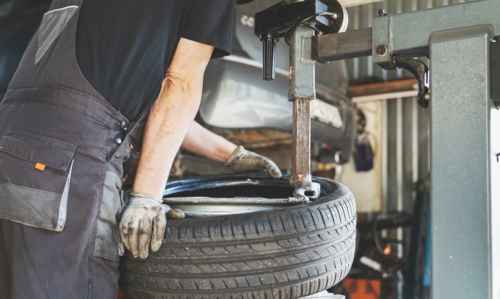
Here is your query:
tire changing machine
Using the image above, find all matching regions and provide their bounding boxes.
[254,0,500,298]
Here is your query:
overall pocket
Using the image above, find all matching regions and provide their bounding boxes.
[94,169,124,261]
[0,131,76,232]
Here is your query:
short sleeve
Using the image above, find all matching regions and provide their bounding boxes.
[182,0,236,59]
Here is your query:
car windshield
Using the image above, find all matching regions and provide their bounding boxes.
[0,0,13,17]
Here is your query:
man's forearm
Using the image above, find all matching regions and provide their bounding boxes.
[181,122,237,163]
[181,121,282,179]
[131,38,214,199]
[132,77,202,199]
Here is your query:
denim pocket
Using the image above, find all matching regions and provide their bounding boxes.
[0,131,76,231]
[36,5,78,64]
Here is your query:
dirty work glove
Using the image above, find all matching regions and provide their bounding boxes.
[225,146,282,179]
[119,192,184,259]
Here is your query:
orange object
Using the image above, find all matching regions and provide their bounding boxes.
[384,246,392,255]
[35,163,46,171]
[121,178,125,183]
[345,279,381,299]
[130,144,134,149]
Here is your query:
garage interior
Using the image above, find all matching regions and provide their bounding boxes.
[0,0,499,298]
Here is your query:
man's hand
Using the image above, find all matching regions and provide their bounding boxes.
[119,193,184,259]
[225,146,282,179]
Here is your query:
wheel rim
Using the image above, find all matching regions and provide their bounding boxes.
[163,174,334,217]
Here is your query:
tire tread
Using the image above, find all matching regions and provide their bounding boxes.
[120,179,356,299]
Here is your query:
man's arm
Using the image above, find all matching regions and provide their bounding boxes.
[181,121,237,163]
[120,38,213,259]
[120,38,281,259]
[133,39,213,198]
[182,121,283,179]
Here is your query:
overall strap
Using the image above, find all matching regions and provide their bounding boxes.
[7,0,114,114]
[49,0,82,10]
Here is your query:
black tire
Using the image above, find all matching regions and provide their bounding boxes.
[119,174,356,299]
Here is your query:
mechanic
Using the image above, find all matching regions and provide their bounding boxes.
[0,0,281,298]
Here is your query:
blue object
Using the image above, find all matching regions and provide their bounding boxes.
[423,208,431,287]
[354,133,374,172]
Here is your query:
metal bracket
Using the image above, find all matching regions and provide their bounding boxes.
[255,0,339,81]
[290,174,321,203]
[377,55,430,108]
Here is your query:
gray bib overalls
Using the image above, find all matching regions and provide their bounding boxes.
[0,0,146,297]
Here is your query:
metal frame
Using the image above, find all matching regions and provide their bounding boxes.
[429,25,495,299]
[287,0,499,297]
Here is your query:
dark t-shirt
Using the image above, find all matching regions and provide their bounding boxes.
[76,0,235,121]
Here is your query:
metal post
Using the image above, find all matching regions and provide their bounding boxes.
[429,25,497,299]
[292,99,311,177]
[289,26,320,202]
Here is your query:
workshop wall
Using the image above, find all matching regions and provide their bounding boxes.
[338,100,383,213]
[344,0,472,216]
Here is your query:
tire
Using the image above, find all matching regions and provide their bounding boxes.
[119,174,356,299]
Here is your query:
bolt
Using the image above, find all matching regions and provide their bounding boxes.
[424,94,431,101]
[376,45,388,57]
[378,9,387,17]
[331,12,339,19]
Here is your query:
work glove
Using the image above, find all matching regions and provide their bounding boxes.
[119,192,184,259]
[225,146,282,179]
